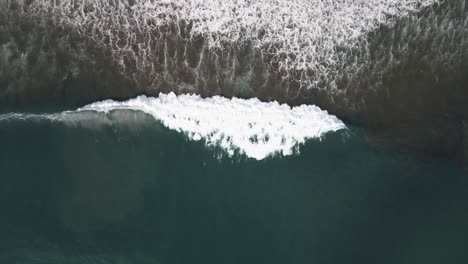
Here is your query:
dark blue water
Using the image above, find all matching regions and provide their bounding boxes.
[0,110,467,264]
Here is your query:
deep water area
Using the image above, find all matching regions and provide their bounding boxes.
[0,109,467,264]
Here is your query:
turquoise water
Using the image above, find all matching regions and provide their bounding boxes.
[0,110,467,264]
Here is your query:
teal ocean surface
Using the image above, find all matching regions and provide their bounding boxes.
[1,0,467,263]
[0,106,467,264]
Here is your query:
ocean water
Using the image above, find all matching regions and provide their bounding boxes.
[0,97,467,264]
[1,0,467,263]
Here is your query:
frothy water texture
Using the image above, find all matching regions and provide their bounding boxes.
[79,93,346,160]
[0,0,449,100]
[0,93,345,160]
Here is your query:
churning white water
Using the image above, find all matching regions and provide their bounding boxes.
[78,93,346,160]
[0,93,346,160]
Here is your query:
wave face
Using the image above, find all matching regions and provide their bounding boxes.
[0,93,345,160]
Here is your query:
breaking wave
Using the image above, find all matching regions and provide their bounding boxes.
[0,93,345,160]
[0,0,466,160]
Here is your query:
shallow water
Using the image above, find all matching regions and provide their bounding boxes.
[0,107,467,264]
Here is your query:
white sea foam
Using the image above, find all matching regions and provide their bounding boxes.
[11,0,441,92]
[77,93,346,160]
[0,93,345,160]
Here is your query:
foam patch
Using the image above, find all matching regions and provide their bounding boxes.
[78,93,346,160]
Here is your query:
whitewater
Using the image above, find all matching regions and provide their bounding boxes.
[0,93,345,160]
[0,0,451,99]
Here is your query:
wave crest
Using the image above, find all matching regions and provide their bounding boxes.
[78,93,346,160]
